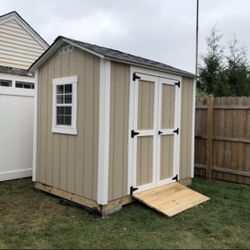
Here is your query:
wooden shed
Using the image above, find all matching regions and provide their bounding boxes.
[30,36,208,216]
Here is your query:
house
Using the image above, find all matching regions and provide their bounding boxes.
[0,11,48,181]
[29,36,209,216]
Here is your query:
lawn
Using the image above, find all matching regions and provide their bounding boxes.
[0,178,249,249]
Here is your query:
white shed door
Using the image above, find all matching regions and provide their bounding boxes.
[0,88,34,181]
[129,72,181,194]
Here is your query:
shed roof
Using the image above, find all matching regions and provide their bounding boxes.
[30,36,196,78]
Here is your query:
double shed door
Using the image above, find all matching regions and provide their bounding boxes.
[131,72,180,193]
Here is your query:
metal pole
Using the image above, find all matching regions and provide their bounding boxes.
[195,0,199,75]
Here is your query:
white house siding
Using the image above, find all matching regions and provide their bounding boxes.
[0,19,45,69]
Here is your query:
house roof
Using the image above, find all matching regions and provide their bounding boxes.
[0,65,32,77]
[0,11,49,49]
[29,36,196,78]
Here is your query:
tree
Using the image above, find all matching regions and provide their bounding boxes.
[226,37,250,96]
[198,26,230,96]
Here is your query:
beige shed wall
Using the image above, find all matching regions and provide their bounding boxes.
[36,46,100,201]
[179,77,194,179]
[108,62,130,201]
[0,19,45,69]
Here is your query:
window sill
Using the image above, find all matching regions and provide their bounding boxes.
[52,127,77,135]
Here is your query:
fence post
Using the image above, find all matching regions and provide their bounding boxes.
[206,96,214,179]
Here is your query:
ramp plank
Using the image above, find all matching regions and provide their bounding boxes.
[133,183,209,217]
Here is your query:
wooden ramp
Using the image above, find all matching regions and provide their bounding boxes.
[133,183,209,217]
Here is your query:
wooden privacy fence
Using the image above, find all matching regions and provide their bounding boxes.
[195,97,250,185]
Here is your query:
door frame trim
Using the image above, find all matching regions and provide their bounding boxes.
[128,66,182,195]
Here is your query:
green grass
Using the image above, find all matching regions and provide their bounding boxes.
[0,178,249,249]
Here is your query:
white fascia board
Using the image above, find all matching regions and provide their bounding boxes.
[0,12,48,49]
[97,59,111,205]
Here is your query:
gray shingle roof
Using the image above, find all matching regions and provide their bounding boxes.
[63,36,196,78]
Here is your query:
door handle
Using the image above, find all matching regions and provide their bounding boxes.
[158,131,163,135]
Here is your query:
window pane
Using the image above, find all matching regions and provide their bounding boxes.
[56,85,64,94]
[65,107,72,115]
[65,116,72,125]
[56,95,64,104]
[16,81,34,89]
[65,84,72,93]
[0,79,12,87]
[57,107,64,115]
[65,94,72,104]
[56,115,64,125]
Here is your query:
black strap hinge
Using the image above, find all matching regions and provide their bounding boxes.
[133,73,141,81]
[173,128,179,135]
[172,174,178,181]
[130,186,139,195]
[131,130,140,138]
[175,81,180,88]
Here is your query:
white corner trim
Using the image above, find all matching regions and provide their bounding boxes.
[191,79,197,178]
[97,59,111,205]
[32,70,38,181]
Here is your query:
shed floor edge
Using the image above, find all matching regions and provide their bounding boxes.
[34,182,134,215]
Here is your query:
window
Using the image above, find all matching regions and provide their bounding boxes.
[52,76,77,135]
[0,79,12,87]
[16,81,34,89]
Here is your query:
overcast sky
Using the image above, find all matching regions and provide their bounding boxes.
[1,0,250,73]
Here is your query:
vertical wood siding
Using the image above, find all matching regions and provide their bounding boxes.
[0,20,45,69]
[108,62,130,201]
[36,46,100,201]
[179,77,194,179]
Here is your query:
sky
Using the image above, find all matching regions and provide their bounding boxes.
[0,0,250,73]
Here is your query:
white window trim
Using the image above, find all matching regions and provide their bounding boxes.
[52,76,78,135]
